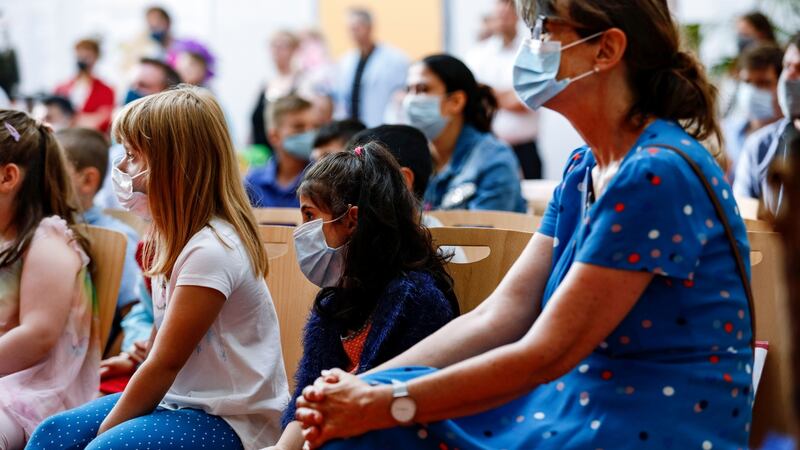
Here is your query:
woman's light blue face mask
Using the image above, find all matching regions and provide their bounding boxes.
[513,15,605,110]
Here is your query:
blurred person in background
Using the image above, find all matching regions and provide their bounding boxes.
[119,6,189,79]
[170,40,215,88]
[310,119,366,161]
[296,29,336,126]
[403,54,526,212]
[251,30,302,149]
[735,33,800,218]
[55,39,115,134]
[722,43,784,175]
[38,95,75,132]
[334,8,409,127]
[736,12,778,54]
[467,0,542,179]
[246,94,316,208]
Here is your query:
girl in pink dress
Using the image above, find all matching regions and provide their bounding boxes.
[0,110,99,449]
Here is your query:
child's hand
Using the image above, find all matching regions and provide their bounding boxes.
[99,354,136,379]
[128,340,149,364]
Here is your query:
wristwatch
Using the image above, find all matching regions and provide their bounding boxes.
[389,379,417,425]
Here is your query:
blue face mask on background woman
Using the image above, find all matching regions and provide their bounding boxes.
[402,94,450,141]
[513,16,605,110]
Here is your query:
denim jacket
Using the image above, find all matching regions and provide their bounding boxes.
[424,125,526,212]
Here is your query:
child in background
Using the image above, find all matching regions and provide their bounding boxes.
[246,94,316,208]
[310,118,366,161]
[0,110,99,449]
[56,128,142,333]
[97,241,154,394]
[268,143,459,450]
[28,85,288,450]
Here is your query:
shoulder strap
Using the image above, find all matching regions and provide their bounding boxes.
[652,143,757,349]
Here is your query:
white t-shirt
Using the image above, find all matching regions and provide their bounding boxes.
[465,34,539,145]
[152,218,289,449]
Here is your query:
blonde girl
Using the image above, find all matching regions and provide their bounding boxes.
[28,85,288,450]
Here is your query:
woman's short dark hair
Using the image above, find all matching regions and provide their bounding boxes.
[421,54,498,134]
[740,12,777,44]
[519,0,724,154]
[298,142,458,330]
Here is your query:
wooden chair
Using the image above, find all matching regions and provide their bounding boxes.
[748,231,796,446]
[80,225,128,352]
[521,179,559,215]
[427,210,541,233]
[103,208,149,237]
[429,227,532,314]
[744,219,774,232]
[253,208,303,227]
[260,225,319,390]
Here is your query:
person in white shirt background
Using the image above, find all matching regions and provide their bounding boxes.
[465,0,542,179]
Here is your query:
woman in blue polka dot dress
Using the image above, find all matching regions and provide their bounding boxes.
[289,1,755,449]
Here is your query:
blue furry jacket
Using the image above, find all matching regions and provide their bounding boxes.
[281,270,457,427]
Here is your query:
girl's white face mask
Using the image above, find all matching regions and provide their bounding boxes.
[111,156,151,220]
[292,208,351,288]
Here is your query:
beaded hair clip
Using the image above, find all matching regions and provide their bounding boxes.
[4,122,19,142]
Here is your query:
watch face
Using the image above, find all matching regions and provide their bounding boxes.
[391,397,417,423]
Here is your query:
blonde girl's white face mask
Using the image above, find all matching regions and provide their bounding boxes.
[111,156,151,220]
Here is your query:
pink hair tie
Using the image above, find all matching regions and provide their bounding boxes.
[354,146,364,157]
[4,122,19,142]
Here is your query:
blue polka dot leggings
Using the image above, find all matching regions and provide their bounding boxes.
[25,393,243,450]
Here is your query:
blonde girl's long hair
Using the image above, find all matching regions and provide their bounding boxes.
[112,85,268,278]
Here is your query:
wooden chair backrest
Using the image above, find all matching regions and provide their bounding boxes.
[253,208,303,227]
[260,225,319,390]
[427,209,541,233]
[748,230,796,446]
[103,208,149,237]
[80,225,128,352]
[429,227,532,313]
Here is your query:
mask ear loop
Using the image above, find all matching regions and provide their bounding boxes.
[323,204,353,224]
[561,30,606,51]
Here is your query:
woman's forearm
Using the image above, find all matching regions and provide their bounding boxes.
[368,233,554,374]
[367,308,522,373]
[403,340,568,423]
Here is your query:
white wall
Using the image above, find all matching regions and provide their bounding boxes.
[0,0,316,147]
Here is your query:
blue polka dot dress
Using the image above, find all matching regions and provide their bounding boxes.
[323,120,754,450]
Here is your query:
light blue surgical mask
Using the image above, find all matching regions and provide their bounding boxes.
[402,94,449,140]
[737,83,777,121]
[513,16,604,110]
[778,74,800,120]
[282,130,316,160]
[293,208,351,287]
